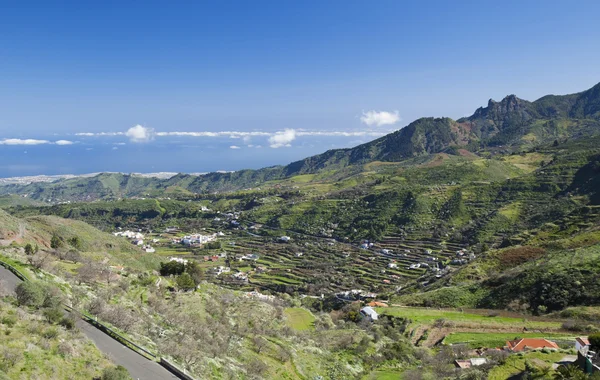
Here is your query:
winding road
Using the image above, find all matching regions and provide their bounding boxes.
[0,265,177,380]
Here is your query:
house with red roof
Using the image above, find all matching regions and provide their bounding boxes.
[505,338,559,352]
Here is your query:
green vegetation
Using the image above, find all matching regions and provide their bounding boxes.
[443,332,575,349]
[1,82,600,379]
[284,307,315,331]
[0,297,112,378]
[488,350,566,380]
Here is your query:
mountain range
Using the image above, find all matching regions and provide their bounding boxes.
[1,82,599,201]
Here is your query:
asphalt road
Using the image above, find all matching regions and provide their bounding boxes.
[0,264,178,380]
[0,265,21,294]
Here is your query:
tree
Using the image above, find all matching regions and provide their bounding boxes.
[589,332,600,351]
[68,236,82,250]
[185,261,205,285]
[176,272,196,291]
[50,235,63,249]
[252,336,269,354]
[15,281,45,307]
[65,249,81,263]
[76,261,97,284]
[159,261,185,276]
[26,251,51,270]
[24,243,34,255]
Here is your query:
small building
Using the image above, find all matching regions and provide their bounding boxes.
[278,236,291,243]
[360,306,378,321]
[505,338,559,352]
[454,358,488,369]
[388,262,398,269]
[576,337,590,352]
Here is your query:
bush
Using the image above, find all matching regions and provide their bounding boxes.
[42,327,59,339]
[15,281,63,309]
[43,307,64,324]
[0,315,17,327]
[50,235,63,249]
[15,282,45,308]
[101,365,131,380]
[59,316,75,330]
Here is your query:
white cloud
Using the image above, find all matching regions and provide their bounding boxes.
[112,146,118,150]
[268,128,297,148]
[125,124,155,143]
[229,145,241,149]
[55,140,74,145]
[360,110,400,127]
[0,138,50,145]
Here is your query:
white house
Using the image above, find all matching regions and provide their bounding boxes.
[279,236,291,243]
[143,245,156,253]
[360,306,378,321]
[214,266,231,275]
[576,337,590,351]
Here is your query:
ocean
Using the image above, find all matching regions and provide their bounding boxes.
[0,134,372,178]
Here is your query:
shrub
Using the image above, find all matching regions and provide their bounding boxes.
[0,315,17,327]
[50,235,63,249]
[59,316,76,330]
[42,327,59,339]
[101,365,131,380]
[15,281,62,309]
[43,307,64,324]
[15,281,45,308]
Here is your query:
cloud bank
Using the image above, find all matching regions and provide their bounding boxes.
[70,126,394,149]
[360,110,400,127]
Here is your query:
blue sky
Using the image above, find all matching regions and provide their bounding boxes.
[0,1,599,176]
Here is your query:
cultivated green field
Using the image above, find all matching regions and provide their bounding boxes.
[377,307,562,329]
[284,307,315,331]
